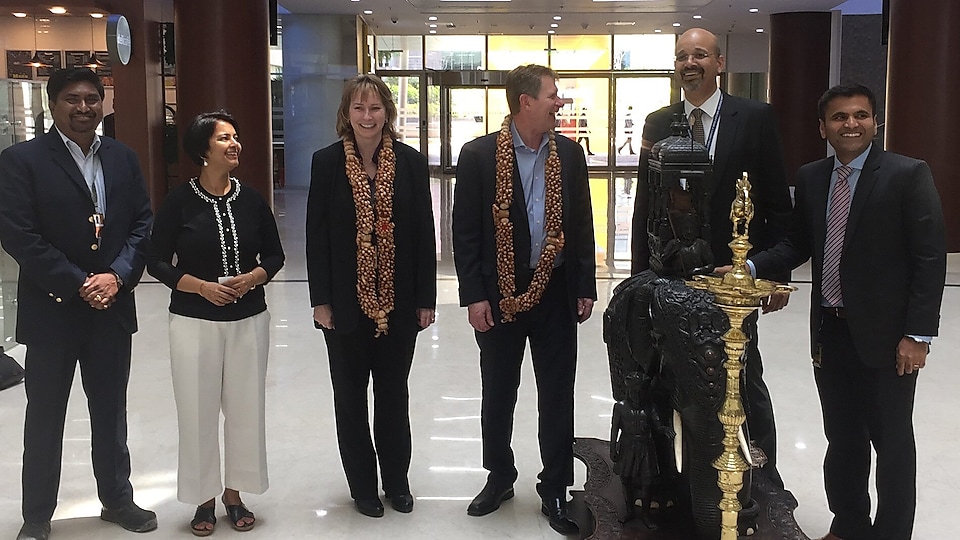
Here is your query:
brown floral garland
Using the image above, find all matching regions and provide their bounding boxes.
[343,134,396,336]
[493,114,564,322]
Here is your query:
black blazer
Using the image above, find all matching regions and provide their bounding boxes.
[306,139,437,335]
[0,129,152,344]
[452,131,598,320]
[752,146,946,367]
[631,93,793,279]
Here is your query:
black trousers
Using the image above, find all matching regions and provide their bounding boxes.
[475,266,578,499]
[322,317,418,500]
[21,318,134,523]
[817,313,917,540]
[742,311,782,487]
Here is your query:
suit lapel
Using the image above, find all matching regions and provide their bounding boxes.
[711,93,738,198]
[845,146,882,243]
[810,158,835,261]
[46,130,91,202]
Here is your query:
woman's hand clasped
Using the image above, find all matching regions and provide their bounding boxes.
[199,281,240,306]
[314,304,335,330]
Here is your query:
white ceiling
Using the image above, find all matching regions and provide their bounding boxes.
[278,0,879,37]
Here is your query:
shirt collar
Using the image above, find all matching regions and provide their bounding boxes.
[684,87,722,118]
[54,124,101,156]
[510,121,549,153]
[834,143,872,171]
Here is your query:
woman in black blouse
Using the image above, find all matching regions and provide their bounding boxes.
[148,111,284,536]
[306,75,436,518]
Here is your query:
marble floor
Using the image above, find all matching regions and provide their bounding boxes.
[1,187,958,539]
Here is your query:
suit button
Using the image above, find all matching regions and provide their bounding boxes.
[48,292,55,297]
[88,216,94,223]
[55,297,62,303]
[91,243,99,250]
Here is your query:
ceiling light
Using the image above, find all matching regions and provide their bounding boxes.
[351,0,360,2]
[363,10,373,14]
[548,30,555,34]
[693,14,702,20]
[749,8,759,13]
[13,12,27,17]
[90,13,104,18]
[654,28,662,33]
[429,23,437,28]
[550,23,559,28]
[755,28,764,32]
[672,22,681,27]
[553,16,562,21]
[49,6,67,14]
[428,16,438,21]
[605,21,636,26]
[429,29,437,34]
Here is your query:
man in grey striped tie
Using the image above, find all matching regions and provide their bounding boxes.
[749,84,946,540]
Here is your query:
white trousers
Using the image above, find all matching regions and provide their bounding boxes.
[169,311,270,505]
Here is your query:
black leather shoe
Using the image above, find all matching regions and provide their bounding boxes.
[466,481,514,516]
[16,522,50,540]
[354,498,384,518]
[387,493,414,513]
[100,502,158,533]
[541,497,579,535]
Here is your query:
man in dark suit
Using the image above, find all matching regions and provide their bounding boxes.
[0,68,155,540]
[630,27,793,486]
[751,84,946,540]
[453,64,597,536]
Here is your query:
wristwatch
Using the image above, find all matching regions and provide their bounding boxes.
[111,270,124,289]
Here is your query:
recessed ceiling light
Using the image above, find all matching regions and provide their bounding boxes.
[351,0,359,2]
[693,14,702,20]
[548,30,555,34]
[755,28,764,32]
[13,12,27,17]
[429,23,437,28]
[363,10,373,14]
[553,16,562,21]
[428,16,438,21]
[672,22,681,27]
[49,6,67,14]
[605,21,636,26]
[90,13,104,18]
[654,28,662,33]
[749,8,759,13]
[429,29,437,34]
[550,23,559,28]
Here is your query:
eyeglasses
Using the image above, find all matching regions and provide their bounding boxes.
[675,52,713,63]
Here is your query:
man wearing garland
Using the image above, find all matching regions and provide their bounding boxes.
[452,64,598,536]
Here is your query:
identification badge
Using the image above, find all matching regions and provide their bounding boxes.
[92,212,104,240]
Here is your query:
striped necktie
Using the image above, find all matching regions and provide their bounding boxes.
[821,165,853,306]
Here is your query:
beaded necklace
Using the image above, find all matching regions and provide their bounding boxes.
[190,177,241,277]
[493,115,564,322]
[343,134,397,337]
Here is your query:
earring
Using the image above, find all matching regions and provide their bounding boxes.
[202,158,208,166]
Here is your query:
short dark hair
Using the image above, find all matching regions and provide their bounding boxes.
[183,110,238,166]
[336,74,398,140]
[817,84,877,120]
[46,68,105,102]
[505,64,558,115]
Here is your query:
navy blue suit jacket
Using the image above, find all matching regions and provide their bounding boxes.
[0,129,152,344]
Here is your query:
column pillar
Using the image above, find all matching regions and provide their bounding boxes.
[281,14,359,189]
[886,0,960,250]
[769,12,833,184]
[174,0,272,205]
[103,0,169,211]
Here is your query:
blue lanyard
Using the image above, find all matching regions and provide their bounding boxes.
[703,92,723,155]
